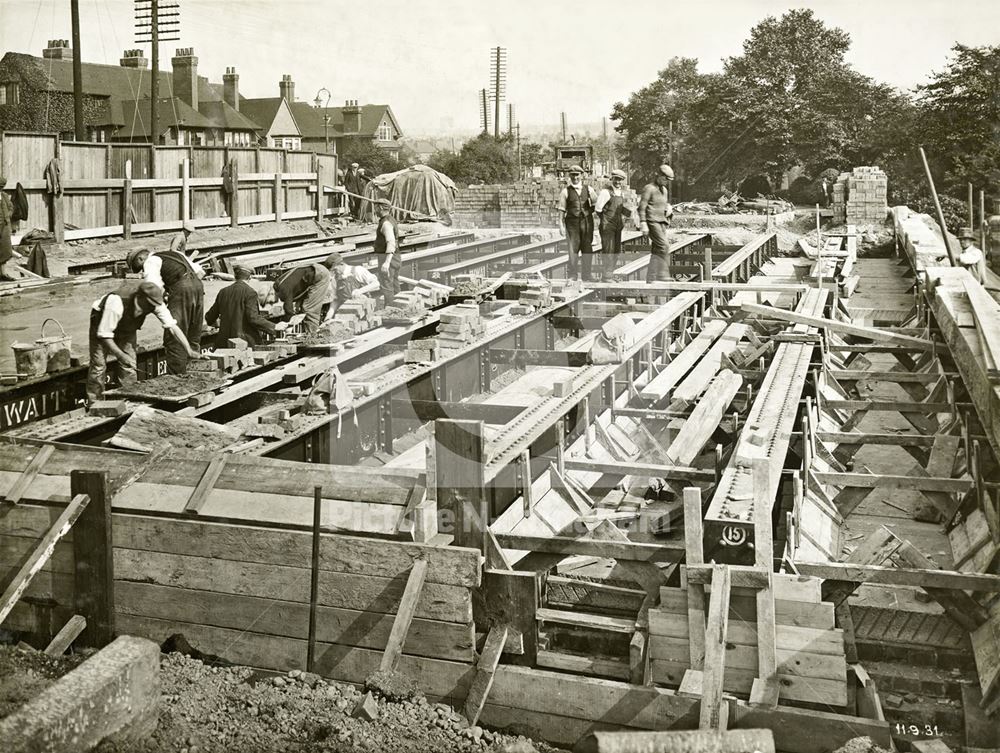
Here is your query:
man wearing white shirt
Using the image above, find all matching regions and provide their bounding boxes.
[958,227,987,283]
[322,252,379,319]
[86,258,201,403]
[595,169,631,281]
[374,199,401,304]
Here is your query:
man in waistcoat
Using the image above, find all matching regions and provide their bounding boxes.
[322,252,379,318]
[595,169,631,281]
[274,261,331,333]
[374,199,401,304]
[87,251,202,403]
[638,164,675,282]
[557,165,599,281]
[145,220,205,374]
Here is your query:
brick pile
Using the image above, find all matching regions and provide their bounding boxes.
[453,179,638,230]
[332,297,381,334]
[435,303,485,351]
[514,282,552,314]
[832,166,888,225]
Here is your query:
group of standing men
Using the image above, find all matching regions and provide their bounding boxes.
[558,163,675,283]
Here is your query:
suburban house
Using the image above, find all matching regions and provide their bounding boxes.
[0,41,258,145]
[241,74,403,158]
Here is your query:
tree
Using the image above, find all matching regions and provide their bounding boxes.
[519,142,548,174]
[427,133,517,185]
[612,57,707,183]
[916,44,1000,199]
[338,139,400,177]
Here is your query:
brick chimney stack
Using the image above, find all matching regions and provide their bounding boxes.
[42,40,72,60]
[342,100,362,134]
[279,74,295,103]
[119,49,148,69]
[171,47,199,110]
[223,67,239,111]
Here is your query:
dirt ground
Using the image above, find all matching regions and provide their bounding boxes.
[93,652,555,753]
[0,644,88,719]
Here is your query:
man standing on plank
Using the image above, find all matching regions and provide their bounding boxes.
[638,164,675,282]
[558,165,599,281]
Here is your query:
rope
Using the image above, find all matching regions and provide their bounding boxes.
[336,187,438,222]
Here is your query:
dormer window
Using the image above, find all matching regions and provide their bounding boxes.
[378,121,392,141]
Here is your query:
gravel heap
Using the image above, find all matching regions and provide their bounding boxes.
[95,652,557,753]
[0,644,88,719]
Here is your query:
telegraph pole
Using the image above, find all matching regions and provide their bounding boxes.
[516,123,522,180]
[489,46,507,140]
[70,0,85,140]
[560,112,567,143]
[135,0,179,145]
[507,103,515,137]
[479,88,489,135]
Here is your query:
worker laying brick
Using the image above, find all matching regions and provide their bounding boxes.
[87,253,202,403]
[273,261,331,333]
[205,265,277,345]
[322,252,379,319]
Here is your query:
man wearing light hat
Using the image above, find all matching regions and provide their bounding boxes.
[205,265,276,346]
[373,199,401,304]
[87,253,201,403]
[149,219,206,374]
[638,164,675,282]
[557,165,599,281]
[957,227,986,283]
[322,251,379,318]
[596,169,632,281]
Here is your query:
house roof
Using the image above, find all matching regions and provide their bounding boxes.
[238,97,301,136]
[3,51,225,103]
[116,97,211,139]
[198,100,260,132]
[284,101,401,140]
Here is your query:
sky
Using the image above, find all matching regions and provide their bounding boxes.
[1,0,998,136]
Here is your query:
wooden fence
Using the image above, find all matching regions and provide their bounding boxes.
[0,131,340,244]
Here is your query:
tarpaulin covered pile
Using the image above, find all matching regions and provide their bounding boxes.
[360,164,457,225]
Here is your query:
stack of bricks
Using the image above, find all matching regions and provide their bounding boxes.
[388,291,426,318]
[435,303,485,351]
[514,283,552,314]
[454,179,638,230]
[332,297,381,334]
[832,166,888,225]
[404,338,441,364]
[410,282,449,308]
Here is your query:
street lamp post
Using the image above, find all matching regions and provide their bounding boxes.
[313,87,332,154]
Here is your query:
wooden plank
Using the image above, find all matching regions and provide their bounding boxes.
[666,371,743,466]
[473,569,540,666]
[111,514,480,587]
[494,533,683,562]
[752,458,779,707]
[113,548,472,622]
[794,560,1000,592]
[183,455,227,515]
[893,540,989,630]
[463,625,508,726]
[640,320,727,402]
[652,660,846,706]
[649,611,845,655]
[3,445,55,504]
[650,637,845,680]
[684,488,706,670]
[700,564,731,730]
[537,607,636,633]
[674,325,749,404]
[435,420,486,551]
[562,458,715,481]
[0,493,89,626]
[740,302,934,349]
[536,649,631,681]
[379,559,430,673]
[963,276,1000,377]
[658,588,834,629]
[115,581,472,661]
[729,699,892,753]
[812,471,971,493]
[43,614,86,656]
[817,431,939,447]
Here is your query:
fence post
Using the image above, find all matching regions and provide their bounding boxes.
[149,145,157,223]
[315,155,324,221]
[274,171,283,222]
[51,139,65,243]
[181,157,191,226]
[230,156,239,228]
[122,159,133,239]
[71,470,115,648]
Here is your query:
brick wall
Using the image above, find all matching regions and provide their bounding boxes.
[832,166,888,226]
[453,179,637,229]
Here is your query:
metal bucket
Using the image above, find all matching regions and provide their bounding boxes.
[36,318,72,373]
[11,341,48,379]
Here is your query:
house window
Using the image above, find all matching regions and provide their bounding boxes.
[283,137,301,151]
[0,83,18,106]
[378,121,392,141]
[224,131,233,146]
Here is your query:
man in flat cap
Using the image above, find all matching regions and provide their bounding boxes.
[344,162,362,219]
[205,265,276,346]
[374,199,401,304]
[957,227,987,283]
[148,219,205,374]
[274,260,332,333]
[558,165,599,281]
[87,254,201,403]
[596,169,633,281]
[638,164,675,282]
[322,251,379,318]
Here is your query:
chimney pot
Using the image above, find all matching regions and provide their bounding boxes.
[224,66,240,111]
[171,48,199,110]
[43,39,72,60]
[279,75,295,103]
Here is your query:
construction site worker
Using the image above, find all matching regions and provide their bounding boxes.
[558,165,599,281]
[322,252,379,317]
[147,220,205,374]
[87,251,201,403]
[274,261,331,333]
[958,227,987,283]
[596,169,631,281]
[205,265,277,346]
[0,175,13,281]
[638,164,675,282]
[344,163,362,219]
[374,199,401,304]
